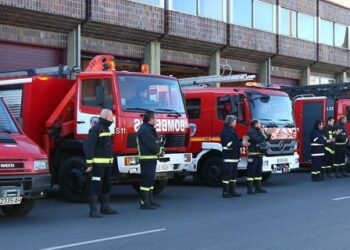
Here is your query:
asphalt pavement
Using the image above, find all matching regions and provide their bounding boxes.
[1,172,350,250]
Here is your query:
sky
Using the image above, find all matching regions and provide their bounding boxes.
[327,0,350,8]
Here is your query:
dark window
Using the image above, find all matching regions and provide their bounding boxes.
[186,99,201,120]
[217,95,246,123]
[346,106,350,122]
[81,78,113,109]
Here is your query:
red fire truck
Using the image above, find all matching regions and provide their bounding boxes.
[0,96,50,216]
[281,83,350,165]
[179,75,299,185]
[0,55,191,202]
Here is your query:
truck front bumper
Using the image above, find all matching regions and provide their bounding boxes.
[0,174,51,199]
[116,153,192,174]
[262,153,299,173]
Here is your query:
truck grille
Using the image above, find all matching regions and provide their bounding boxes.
[266,140,295,156]
[127,134,187,149]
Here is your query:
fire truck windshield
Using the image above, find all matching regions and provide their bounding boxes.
[0,99,19,133]
[248,94,294,127]
[117,75,186,114]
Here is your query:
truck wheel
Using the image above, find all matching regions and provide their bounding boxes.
[1,199,35,217]
[132,180,167,196]
[202,157,222,186]
[59,156,88,203]
[262,172,272,183]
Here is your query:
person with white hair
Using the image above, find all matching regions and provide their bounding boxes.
[84,109,117,218]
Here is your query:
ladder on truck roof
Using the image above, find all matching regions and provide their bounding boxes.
[178,74,256,88]
[0,65,73,79]
[281,82,350,99]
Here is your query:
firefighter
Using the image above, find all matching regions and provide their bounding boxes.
[84,109,118,218]
[322,117,335,180]
[220,115,249,198]
[334,116,349,178]
[245,120,269,194]
[310,120,326,182]
[137,111,164,209]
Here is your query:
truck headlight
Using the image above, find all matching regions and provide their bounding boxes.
[184,153,192,163]
[124,156,139,166]
[34,160,48,171]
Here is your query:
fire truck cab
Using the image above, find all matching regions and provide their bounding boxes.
[0,55,191,202]
[0,96,50,217]
[180,75,299,186]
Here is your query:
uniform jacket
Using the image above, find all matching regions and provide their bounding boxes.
[322,125,335,154]
[246,127,267,157]
[334,123,348,148]
[137,122,163,161]
[84,118,114,166]
[310,128,326,157]
[220,124,242,161]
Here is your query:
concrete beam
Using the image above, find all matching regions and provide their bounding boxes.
[67,25,81,68]
[145,41,161,74]
[336,72,347,83]
[209,51,220,75]
[259,58,271,83]
[301,67,311,85]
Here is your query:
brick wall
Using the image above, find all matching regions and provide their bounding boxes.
[319,0,350,25]
[271,66,302,79]
[220,58,260,74]
[161,49,209,66]
[82,37,144,58]
[0,24,66,48]
[318,45,349,66]
[278,36,317,61]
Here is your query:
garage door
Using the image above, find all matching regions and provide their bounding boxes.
[0,42,63,72]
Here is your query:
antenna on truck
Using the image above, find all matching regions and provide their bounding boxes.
[178,74,256,88]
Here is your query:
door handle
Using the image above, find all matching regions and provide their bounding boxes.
[77,120,86,124]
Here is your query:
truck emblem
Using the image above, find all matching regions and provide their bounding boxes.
[278,141,286,151]
[158,135,167,146]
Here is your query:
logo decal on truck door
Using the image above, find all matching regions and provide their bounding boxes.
[133,119,186,132]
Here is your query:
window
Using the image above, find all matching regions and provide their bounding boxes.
[198,0,225,21]
[82,78,113,109]
[254,0,274,32]
[0,99,19,133]
[172,0,197,15]
[186,99,201,120]
[280,8,296,37]
[297,13,315,42]
[346,106,350,122]
[335,23,348,48]
[319,19,334,46]
[131,0,163,7]
[231,0,252,27]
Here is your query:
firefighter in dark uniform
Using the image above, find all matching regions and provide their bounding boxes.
[334,116,349,178]
[322,117,335,179]
[310,120,326,182]
[84,109,117,218]
[137,111,164,209]
[245,119,269,194]
[220,115,249,198]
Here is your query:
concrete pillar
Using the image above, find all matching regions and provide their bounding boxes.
[144,41,161,74]
[302,67,311,85]
[209,51,220,75]
[67,25,81,68]
[336,72,347,83]
[259,58,271,83]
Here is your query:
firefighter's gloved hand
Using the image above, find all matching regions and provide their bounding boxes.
[86,165,93,173]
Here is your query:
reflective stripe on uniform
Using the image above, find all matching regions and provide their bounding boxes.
[227,141,233,147]
[139,155,158,160]
[254,177,262,181]
[229,180,237,183]
[311,171,320,175]
[325,147,334,154]
[310,143,324,146]
[223,147,233,150]
[92,176,101,181]
[92,158,114,164]
[223,159,239,163]
[335,142,347,145]
[222,180,230,184]
[247,177,254,181]
[140,186,151,191]
[86,159,93,164]
[99,132,112,137]
[334,163,346,166]
[311,153,324,156]
[313,138,318,142]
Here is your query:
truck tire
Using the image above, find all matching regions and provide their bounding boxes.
[59,156,88,203]
[262,172,272,183]
[132,180,167,196]
[1,199,35,217]
[202,156,222,186]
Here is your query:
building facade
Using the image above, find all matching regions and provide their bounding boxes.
[0,0,350,85]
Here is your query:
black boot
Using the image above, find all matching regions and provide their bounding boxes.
[222,182,232,198]
[320,168,326,181]
[335,166,342,178]
[247,181,255,195]
[229,181,241,197]
[341,166,349,177]
[326,167,333,179]
[149,189,161,207]
[100,194,118,214]
[89,196,102,218]
[311,173,320,182]
[255,180,267,193]
[140,190,155,210]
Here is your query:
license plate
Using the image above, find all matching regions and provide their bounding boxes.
[0,197,22,206]
[156,163,173,172]
[277,158,288,164]
[272,164,290,173]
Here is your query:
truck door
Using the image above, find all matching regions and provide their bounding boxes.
[76,77,115,135]
[293,97,326,163]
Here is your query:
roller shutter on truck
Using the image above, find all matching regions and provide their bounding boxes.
[0,88,23,118]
